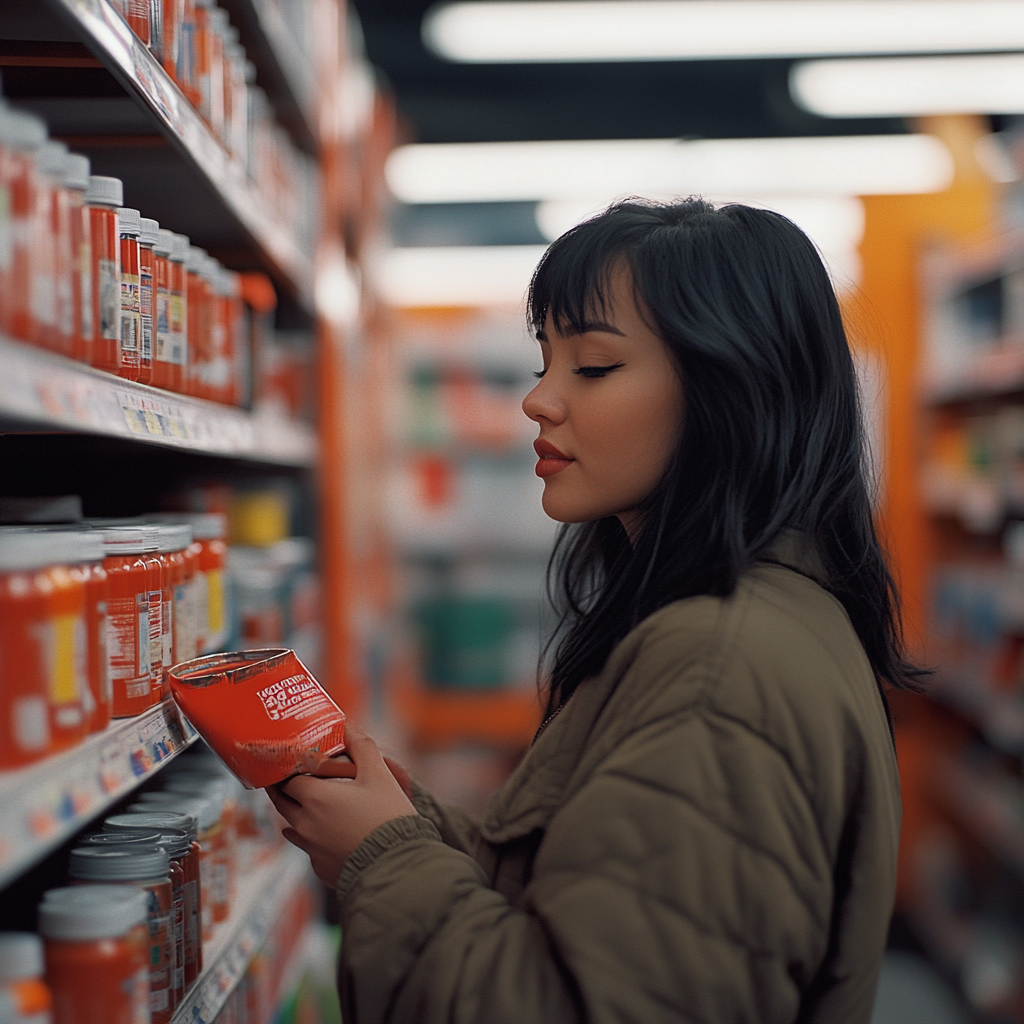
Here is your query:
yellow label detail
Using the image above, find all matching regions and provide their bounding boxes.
[50,614,84,705]
[206,569,224,637]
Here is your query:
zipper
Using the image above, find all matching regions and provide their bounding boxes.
[532,701,566,743]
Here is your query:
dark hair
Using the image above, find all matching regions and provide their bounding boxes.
[528,197,924,717]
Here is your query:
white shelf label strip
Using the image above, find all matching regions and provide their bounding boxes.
[0,700,197,888]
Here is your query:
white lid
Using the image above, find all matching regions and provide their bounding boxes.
[149,512,226,540]
[36,140,68,178]
[38,886,147,940]
[117,207,141,237]
[61,530,106,564]
[105,811,198,842]
[0,933,44,980]
[147,788,221,831]
[0,495,82,524]
[139,217,160,247]
[85,175,123,207]
[154,228,174,257]
[243,59,257,84]
[0,108,46,152]
[170,233,190,262]
[212,8,230,30]
[0,528,79,571]
[97,525,160,555]
[69,846,170,882]
[186,245,208,272]
[0,991,14,1024]
[155,523,193,552]
[63,153,91,191]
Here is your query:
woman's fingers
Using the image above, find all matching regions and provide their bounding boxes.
[342,722,386,777]
[265,784,302,825]
[281,826,311,852]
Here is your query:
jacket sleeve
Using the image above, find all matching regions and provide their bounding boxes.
[409,780,483,858]
[335,698,835,1024]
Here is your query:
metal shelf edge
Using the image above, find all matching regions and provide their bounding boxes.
[0,336,317,467]
[0,699,197,890]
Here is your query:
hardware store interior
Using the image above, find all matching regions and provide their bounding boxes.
[2,0,1024,1021]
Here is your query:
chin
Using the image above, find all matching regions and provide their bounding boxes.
[540,491,611,524]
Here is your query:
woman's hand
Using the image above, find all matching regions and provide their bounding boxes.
[265,723,417,888]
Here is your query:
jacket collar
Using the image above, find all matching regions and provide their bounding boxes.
[761,528,826,584]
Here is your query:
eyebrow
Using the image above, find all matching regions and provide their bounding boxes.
[536,320,625,342]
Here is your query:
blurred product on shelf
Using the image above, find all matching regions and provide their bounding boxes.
[38,886,149,1024]
[0,94,308,414]
[0,932,53,1024]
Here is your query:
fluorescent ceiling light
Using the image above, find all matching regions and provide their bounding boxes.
[386,136,954,205]
[793,53,1024,117]
[374,245,548,307]
[425,0,1024,63]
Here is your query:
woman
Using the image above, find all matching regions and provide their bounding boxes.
[269,199,918,1024]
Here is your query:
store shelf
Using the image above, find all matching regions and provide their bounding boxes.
[932,752,1024,883]
[922,343,1024,407]
[930,672,1024,758]
[0,336,317,467]
[397,685,541,750]
[219,0,317,151]
[45,0,314,307]
[0,699,196,889]
[171,842,312,1024]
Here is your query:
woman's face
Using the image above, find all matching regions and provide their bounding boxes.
[522,266,685,535]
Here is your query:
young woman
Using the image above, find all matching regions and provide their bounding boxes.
[269,199,918,1024]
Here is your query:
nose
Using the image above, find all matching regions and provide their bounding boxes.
[522,374,566,425]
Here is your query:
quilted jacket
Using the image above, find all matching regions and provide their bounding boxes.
[335,533,901,1024]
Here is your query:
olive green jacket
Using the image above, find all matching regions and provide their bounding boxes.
[335,535,901,1023]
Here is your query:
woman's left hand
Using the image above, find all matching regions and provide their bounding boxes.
[266,723,417,888]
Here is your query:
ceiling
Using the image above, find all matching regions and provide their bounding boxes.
[350,0,909,143]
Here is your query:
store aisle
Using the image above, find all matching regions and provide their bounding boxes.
[872,951,973,1024]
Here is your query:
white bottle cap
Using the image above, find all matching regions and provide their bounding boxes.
[0,108,47,152]
[38,886,147,941]
[187,246,209,272]
[62,153,91,191]
[117,207,141,237]
[36,140,69,179]
[154,523,193,552]
[0,528,78,571]
[149,512,227,540]
[170,233,190,263]
[69,846,170,883]
[243,59,257,85]
[154,228,174,257]
[0,932,44,980]
[96,525,160,555]
[85,175,123,208]
[139,217,160,248]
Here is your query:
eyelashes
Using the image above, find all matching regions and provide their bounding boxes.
[532,362,626,380]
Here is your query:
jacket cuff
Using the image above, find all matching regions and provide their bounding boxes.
[336,814,443,903]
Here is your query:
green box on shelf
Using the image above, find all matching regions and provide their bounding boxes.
[415,596,517,689]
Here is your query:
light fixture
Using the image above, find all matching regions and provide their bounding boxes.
[424,0,1024,63]
[373,245,549,307]
[793,53,1024,117]
[386,136,954,205]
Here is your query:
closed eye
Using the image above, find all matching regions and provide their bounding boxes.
[532,360,626,376]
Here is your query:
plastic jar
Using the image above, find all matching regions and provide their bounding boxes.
[168,234,189,392]
[62,154,92,366]
[125,0,150,45]
[103,814,202,982]
[177,0,199,108]
[159,0,181,81]
[137,218,159,386]
[33,141,67,354]
[39,887,149,1024]
[84,176,122,372]
[151,230,173,389]
[0,529,87,766]
[192,0,214,129]
[0,109,47,343]
[184,246,209,399]
[76,831,182,1008]
[116,207,142,381]
[68,848,174,1023]
[99,526,160,718]
[65,531,111,734]
[169,513,226,654]
[207,9,227,143]
[154,525,192,694]
[0,932,53,1024]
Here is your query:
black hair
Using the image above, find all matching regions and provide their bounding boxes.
[528,197,925,717]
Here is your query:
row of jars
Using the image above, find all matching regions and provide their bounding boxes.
[0,514,228,771]
[0,750,283,1024]
[0,104,251,404]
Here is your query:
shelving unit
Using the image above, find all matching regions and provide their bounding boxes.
[0,1,391,1020]
[0,700,196,889]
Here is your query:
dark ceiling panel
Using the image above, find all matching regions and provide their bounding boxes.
[352,2,908,142]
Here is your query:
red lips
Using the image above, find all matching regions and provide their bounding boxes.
[534,439,572,460]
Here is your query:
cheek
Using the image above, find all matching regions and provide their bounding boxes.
[587,379,680,480]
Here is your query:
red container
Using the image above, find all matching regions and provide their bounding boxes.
[138,217,159,385]
[84,176,123,373]
[168,649,347,789]
[117,207,142,382]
